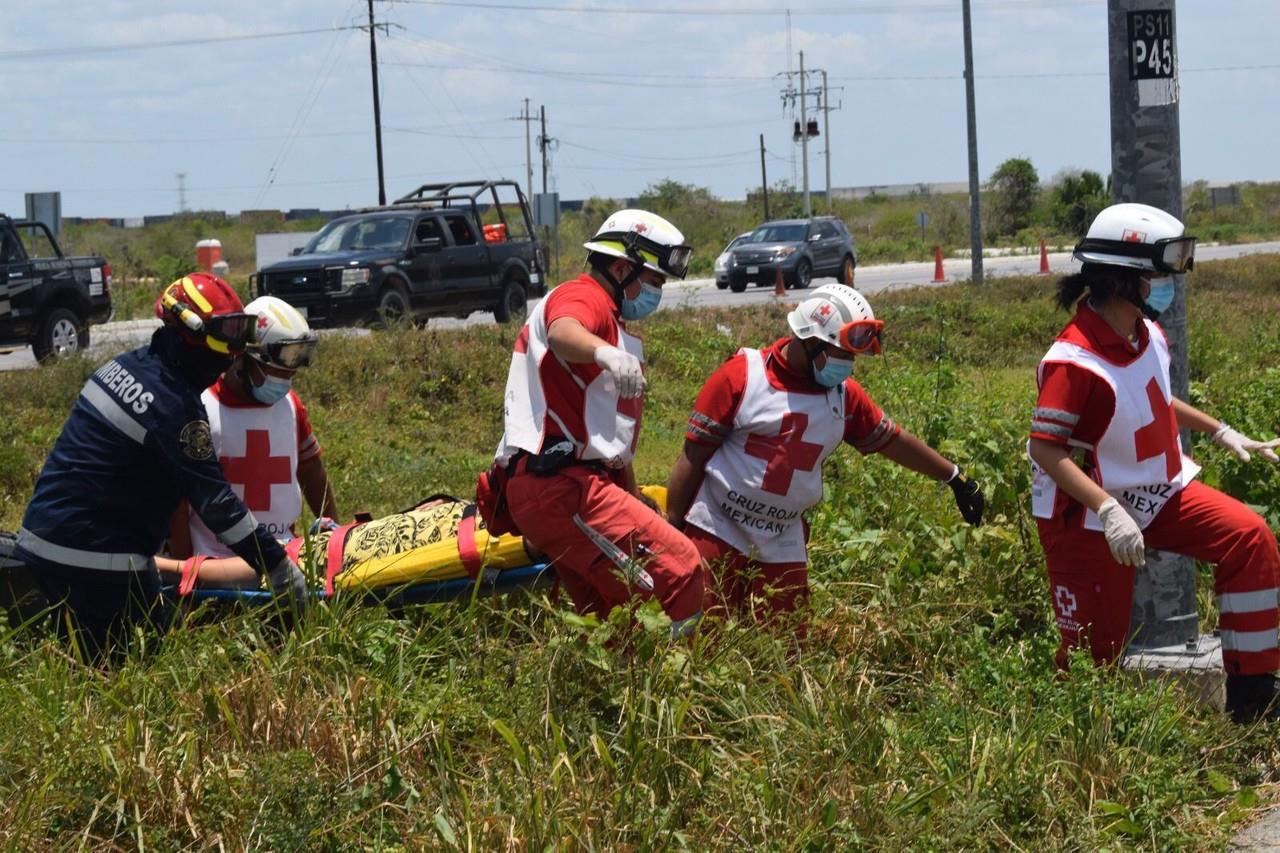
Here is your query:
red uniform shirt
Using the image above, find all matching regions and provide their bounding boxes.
[1031,301,1153,449]
[526,274,627,447]
[205,375,321,463]
[685,337,898,454]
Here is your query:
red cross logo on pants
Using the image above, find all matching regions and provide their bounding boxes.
[220,429,292,511]
[1133,377,1182,481]
[744,412,824,495]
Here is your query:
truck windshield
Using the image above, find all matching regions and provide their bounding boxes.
[749,224,807,244]
[304,215,413,253]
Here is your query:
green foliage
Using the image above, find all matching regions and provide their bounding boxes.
[986,157,1041,238]
[1051,169,1110,235]
[4,258,1280,846]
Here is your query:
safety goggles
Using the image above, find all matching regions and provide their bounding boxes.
[1075,235,1197,274]
[163,290,255,354]
[838,319,884,355]
[599,230,694,279]
[252,335,319,369]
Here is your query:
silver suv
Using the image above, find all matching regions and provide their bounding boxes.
[725,216,857,292]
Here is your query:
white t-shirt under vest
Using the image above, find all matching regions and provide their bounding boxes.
[1030,318,1199,531]
[188,386,303,556]
[686,347,847,563]
[497,285,644,469]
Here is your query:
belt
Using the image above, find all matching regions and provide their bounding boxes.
[17,527,152,573]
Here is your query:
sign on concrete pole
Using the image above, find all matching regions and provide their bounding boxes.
[1108,0,1196,650]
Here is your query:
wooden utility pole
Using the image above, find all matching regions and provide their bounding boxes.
[759,134,770,221]
[366,0,386,205]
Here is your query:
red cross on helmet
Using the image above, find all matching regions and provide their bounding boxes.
[1073,202,1196,274]
[787,283,884,355]
[154,273,255,356]
[583,209,693,279]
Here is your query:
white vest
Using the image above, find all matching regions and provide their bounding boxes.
[497,291,644,468]
[1030,320,1199,531]
[686,348,846,563]
[188,389,302,556]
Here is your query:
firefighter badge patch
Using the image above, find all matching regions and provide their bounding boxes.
[179,420,215,461]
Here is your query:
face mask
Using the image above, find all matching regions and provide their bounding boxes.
[1145,277,1175,315]
[620,282,662,321]
[813,353,853,387]
[245,359,293,404]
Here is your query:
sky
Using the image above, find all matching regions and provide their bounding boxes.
[1,0,1277,218]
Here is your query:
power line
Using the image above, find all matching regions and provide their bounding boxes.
[389,0,1102,15]
[0,25,364,61]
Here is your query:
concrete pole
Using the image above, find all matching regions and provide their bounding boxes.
[1108,0,1195,650]
[523,98,533,209]
[822,69,832,214]
[961,0,983,284]
[366,0,386,206]
[799,50,811,217]
[759,133,770,221]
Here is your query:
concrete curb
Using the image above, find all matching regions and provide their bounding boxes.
[1231,807,1280,851]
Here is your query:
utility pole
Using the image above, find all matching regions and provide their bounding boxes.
[176,173,187,214]
[511,99,535,205]
[366,0,387,205]
[1108,0,1195,652]
[799,50,810,216]
[961,0,983,284]
[759,133,770,220]
[817,70,843,213]
[539,106,548,193]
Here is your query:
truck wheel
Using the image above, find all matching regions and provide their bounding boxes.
[729,278,747,293]
[494,278,528,325]
[375,284,411,328]
[33,308,87,363]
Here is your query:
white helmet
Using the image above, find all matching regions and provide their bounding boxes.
[787,284,883,355]
[583,208,693,279]
[1073,202,1196,274]
[245,295,318,369]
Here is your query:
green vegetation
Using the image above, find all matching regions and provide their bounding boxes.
[3,256,1280,847]
[56,177,1280,322]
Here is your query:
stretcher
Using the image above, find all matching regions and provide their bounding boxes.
[1,486,669,614]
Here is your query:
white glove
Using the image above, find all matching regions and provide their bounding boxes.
[1098,497,1146,567]
[268,557,308,607]
[594,344,646,399]
[1212,423,1280,463]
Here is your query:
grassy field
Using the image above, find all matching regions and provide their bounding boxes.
[55,179,1280,323]
[3,258,1280,847]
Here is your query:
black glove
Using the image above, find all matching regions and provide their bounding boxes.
[946,465,984,527]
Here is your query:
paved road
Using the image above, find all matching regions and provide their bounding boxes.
[4,240,1278,373]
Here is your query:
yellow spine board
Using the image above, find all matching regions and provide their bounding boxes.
[334,486,669,592]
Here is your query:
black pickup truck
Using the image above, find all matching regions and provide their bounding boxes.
[251,180,545,327]
[0,214,113,362]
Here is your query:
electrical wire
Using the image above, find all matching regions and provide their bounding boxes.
[0,25,364,61]
[388,0,1103,16]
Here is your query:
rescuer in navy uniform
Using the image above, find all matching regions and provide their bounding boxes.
[15,273,307,659]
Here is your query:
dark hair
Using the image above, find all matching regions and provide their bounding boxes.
[1055,262,1145,311]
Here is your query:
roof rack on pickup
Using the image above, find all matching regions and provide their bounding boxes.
[390,180,533,236]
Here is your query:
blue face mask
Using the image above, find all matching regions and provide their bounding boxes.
[1145,277,1175,315]
[620,282,662,321]
[813,353,853,387]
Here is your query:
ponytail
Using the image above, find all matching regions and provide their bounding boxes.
[1054,263,1145,311]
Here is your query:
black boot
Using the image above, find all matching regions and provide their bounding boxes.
[1225,673,1280,724]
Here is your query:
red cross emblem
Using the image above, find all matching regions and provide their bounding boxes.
[744,412,825,495]
[1121,229,1147,243]
[257,315,270,329]
[220,429,293,511]
[633,222,648,234]
[1133,377,1181,480]
[810,302,834,323]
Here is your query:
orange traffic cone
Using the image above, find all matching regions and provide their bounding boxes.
[774,267,787,297]
[1038,239,1050,275]
[931,246,946,283]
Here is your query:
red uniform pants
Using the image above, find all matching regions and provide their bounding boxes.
[1038,480,1280,675]
[686,525,809,626]
[505,463,704,625]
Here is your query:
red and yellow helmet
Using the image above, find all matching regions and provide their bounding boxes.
[155,273,255,356]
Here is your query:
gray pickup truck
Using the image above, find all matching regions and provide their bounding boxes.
[0,214,113,362]
[251,180,545,327]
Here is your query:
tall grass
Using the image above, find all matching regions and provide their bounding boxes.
[3,257,1280,847]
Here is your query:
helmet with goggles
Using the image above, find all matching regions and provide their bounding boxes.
[1073,202,1196,274]
[155,273,255,356]
[788,284,883,355]
[244,295,318,370]
[583,209,693,280]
